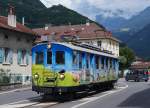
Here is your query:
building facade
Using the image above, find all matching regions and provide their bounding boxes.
[0,6,35,85]
[33,23,120,58]
[79,38,119,57]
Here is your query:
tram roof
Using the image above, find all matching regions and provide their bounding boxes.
[34,42,118,59]
[56,42,118,59]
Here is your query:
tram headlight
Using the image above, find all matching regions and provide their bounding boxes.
[59,73,65,80]
[58,69,65,80]
[34,74,39,80]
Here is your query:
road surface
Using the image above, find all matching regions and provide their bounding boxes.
[0,79,150,108]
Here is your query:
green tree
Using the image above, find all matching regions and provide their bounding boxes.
[119,47,135,76]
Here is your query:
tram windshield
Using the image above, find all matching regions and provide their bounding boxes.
[56,51,65,64]
[35,52,44,64]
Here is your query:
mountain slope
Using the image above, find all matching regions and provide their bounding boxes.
[96,15,127,31]
[0,0,102,28]
[96,7,150,32]
[127,24,150,58]
[123,7,150,31]
[0,0,46,16]
[31,5,99,28]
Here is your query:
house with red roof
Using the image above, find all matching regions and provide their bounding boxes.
[0,6,36,85]
[33,22,120,58]
[130,60,150,72]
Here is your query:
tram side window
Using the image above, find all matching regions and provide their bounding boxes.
[47,51,52,64]
[101,57,104,69]
[73,51,78,65]
[56,51,65,64]
[110,58,112,69]
[35,52,44,64]
[106,57,108,68]
[79,52,82,68]
[86,54,90,69]
[95,56,99,69]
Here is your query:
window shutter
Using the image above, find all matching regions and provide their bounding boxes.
[9,49,13,64]
[26,50,30,65]
[18,49,22,64]
[0,48,4,63]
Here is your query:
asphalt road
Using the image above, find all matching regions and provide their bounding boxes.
[0,79,150,108]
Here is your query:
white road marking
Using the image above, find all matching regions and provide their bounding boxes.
[0,97,58,108]
[0,101,58,108]
[0,87,31,95]
[72,84,128,108]
[6,99,32,105]
[0,100,38,108]
[33,102,58,107]
[0,102,38,108]
[0,96,41,107]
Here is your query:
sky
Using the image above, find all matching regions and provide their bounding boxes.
[40,0,150,20]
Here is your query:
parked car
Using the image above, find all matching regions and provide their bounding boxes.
[125,70,149,82]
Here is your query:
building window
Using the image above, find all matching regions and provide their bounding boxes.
[3,48,13,64]
[25,76,30,82]
[90,41,93,45]
[21,50,26,64]
[4,48,10,63]
[86,42,90,44]
[73,51,78,65]
[35,52,44,64]
[0,48,13,64]
[97,41,101,47]
[17,37,21,42]
[4,34,8,40]
[56,51,65,64]
[18,49,30,65]
[26,39,30,43]
[47,51,52,64]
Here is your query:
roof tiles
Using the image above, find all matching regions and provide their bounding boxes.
[33,23,120,42]
[0,16,35,35]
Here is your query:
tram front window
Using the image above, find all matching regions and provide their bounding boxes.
[47,51,52,64]
[56,51,65,64]
[35,52,44,64]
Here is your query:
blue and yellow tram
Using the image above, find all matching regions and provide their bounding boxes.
[32,42,119,95]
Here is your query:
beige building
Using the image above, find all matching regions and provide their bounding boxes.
[0,6,35,85]
[33,23,120,58]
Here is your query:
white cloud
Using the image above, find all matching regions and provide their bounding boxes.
[40,0,150,19]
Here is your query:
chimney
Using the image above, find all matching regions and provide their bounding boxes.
[44,24,52,30]
[86,20,90,26]
[8,5,16,27]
